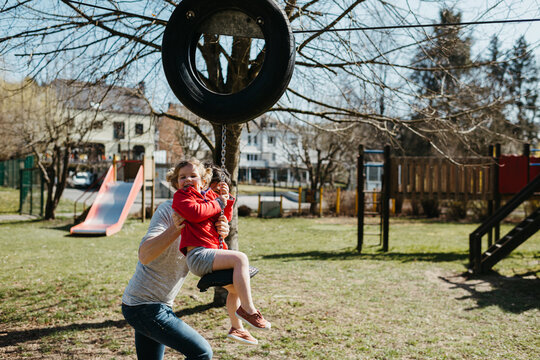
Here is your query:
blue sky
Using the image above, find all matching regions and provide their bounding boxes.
[2,0,539,115]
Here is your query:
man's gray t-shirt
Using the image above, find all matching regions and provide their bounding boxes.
[122,200,189,308]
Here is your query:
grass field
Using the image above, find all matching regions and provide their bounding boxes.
[0,187,76,215]
[0,216,538,359]
[237,184,296,195]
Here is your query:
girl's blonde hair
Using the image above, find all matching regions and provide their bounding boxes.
[166,158,212,190]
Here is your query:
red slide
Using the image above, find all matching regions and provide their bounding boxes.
[70,164,144,236]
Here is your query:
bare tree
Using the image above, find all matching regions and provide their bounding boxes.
[0,78,109,219]
[2,0,535,302]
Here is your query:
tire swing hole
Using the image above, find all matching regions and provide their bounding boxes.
[194,10,266,95]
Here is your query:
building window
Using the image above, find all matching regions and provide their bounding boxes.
[253,136,258,145]
[247,135,251,145]
[91,120,104,130]
[247,154,259,161]
[272,154,276,161]
[268,136,275,145]
[113,122,125,139]
[135,123,144,135]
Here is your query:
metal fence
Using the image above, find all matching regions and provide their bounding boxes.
[20,167,44,216]
[0,156,34,188]
[0,156,42,215]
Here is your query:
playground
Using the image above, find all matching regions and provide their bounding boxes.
[0,215,538,359]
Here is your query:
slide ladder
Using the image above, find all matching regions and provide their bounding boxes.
[469,173,540,274]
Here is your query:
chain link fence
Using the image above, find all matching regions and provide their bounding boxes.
[0,156,43,215]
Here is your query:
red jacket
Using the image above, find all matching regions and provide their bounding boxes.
[172,186,234,255]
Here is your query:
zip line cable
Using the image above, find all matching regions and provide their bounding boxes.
[292,18,540,34]
[63,1,540,34]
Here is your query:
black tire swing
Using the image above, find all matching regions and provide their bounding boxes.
[162,0,295,124]
[162,0,295,291]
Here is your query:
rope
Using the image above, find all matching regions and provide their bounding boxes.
[218,124,227,249]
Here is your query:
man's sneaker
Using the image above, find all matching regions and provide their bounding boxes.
[227,327,258,345]
[235,306,271,330]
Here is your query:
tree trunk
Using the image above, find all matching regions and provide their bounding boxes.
[43,145,71,220]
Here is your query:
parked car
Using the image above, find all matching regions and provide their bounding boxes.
[70,172,94,188]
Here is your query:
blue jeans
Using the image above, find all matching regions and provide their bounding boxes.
[122,303,213,360]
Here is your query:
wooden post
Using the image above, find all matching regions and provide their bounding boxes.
[151,156,155,219]
[336,187,341,215]
[113,155,117,182]
[298,186,302,214]
[142,158,146,222]
[494,144,501,242]
[382,145,391,252]
[487,145,494,247]
[357,145,365,252]
[524,143,530,183]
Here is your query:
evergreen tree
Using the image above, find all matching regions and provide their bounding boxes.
[507,36,539,141]
[403,9,474,156]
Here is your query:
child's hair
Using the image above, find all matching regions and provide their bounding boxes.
[204,162,232,188]
[166,158,212,190]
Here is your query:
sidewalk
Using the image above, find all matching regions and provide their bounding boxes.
[0,214,39,222]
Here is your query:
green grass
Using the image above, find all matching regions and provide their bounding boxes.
[0,216,538,359]
[0,186,75,215]
[0,186,21,213]
[237,184,296,195]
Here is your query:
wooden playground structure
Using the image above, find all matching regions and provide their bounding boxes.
[357,144,540,274]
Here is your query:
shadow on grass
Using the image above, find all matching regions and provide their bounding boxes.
[0,218,42,226]
[0,319,128,348]
[439,272,540,313]
[261,249,468,263]
[0,302,220,347]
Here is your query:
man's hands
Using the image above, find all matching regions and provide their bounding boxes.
[172,212,185,232]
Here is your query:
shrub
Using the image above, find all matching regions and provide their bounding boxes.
[445,201,467,220]
[421,199,440,218]
[468,200,489,222]
[324,189,357,216]
[238,205,252,217]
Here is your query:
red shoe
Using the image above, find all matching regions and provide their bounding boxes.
[227,327,258,345]
[235,306,271,330]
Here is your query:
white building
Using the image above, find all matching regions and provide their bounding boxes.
[239,116,308,186]
[52,80,155,162]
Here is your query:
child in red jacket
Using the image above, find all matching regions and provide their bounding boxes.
[170,159,270,345]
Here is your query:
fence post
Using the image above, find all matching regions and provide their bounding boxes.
[40,171,44,217]
[151,156,155,218]
[524,143,530,183]
[298,186,302,214]
[494,144,501,242]
[382,145,391,252]
[487,145,494,247]
[19,168,23,214]
[357,145,364,252]
[142,158,146,222]
[29,170,33,215]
